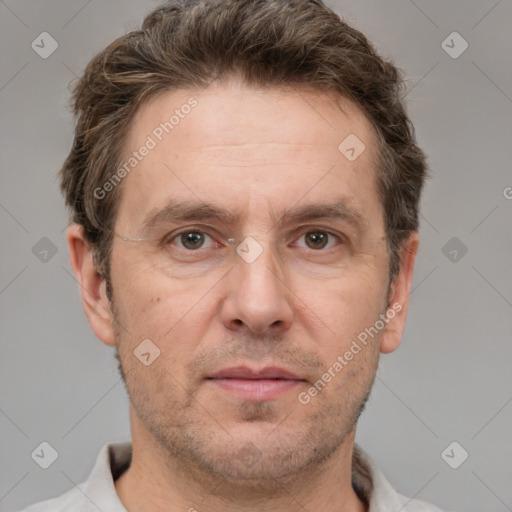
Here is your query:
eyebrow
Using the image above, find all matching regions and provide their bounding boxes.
[141,198,367,234]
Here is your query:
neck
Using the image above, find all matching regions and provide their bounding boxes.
[115,408,368,512]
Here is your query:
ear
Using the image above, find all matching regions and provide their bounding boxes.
[379,232,419,354]
[66,224,116,347]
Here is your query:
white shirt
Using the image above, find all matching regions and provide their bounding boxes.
[18,442,450,512]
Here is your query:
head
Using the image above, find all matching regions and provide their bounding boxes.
[65,0,427,488]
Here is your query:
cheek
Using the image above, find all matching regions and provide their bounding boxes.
[295,268,388,346]
[112,250,189,319]
[111,257,219,365]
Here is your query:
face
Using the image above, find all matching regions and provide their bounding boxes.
[74,77,416,486]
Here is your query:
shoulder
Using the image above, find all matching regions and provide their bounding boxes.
[16,441,131,512]
[16,486,83,512]
[353,443,455,512]
[395,493,453,512]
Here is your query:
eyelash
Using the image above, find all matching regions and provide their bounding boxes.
[163,228,344,253]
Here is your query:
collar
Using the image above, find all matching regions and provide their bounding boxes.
[80,441,438,512]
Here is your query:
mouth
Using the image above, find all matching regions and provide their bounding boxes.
[206,366,307,401]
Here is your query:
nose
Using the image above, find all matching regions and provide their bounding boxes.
[220,242,293,336]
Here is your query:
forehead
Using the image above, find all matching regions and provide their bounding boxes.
[129,78,376,152]
[116,78,382,233]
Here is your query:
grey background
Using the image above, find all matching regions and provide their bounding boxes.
[1,1,511,511]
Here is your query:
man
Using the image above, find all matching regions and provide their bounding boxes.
[20,0,450,510]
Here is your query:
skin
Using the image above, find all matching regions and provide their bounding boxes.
[67,76,418,512]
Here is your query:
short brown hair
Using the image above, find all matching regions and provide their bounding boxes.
[60,0,428,293]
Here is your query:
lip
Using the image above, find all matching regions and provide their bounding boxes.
[206,366,306,401]
[208,366,302,380]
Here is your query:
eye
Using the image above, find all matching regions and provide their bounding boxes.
[170,231,217,250]
[294,231,341,250]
